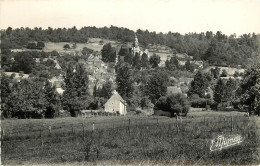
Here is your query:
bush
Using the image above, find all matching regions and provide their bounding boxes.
[154,94,190,117]
[233,71,239,77]
[189,94,213,108]
[63,44,70,49]
[221,69,228,77]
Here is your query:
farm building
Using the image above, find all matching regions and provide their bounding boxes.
[104,91,127,115]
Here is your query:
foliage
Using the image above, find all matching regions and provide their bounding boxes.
[141,53,150,68]
[213,79,226,108]
[132,52,141,69]
[62,63,91,117]
[0,74,61,119]
[149,53,160,68]
[118,46,131,56]
[101,43,116,63]
[234,71,240,77]
[82,47,94,55]
[115,62,134,99]
[146,70,169,104]
[188,71,209,98]
[221,69,228,77]
[154,94,190,116]
[185,60,195,72]
[189,94,213,108]
[1,26,259,67]
[12,53,36,74]
[63,44,70,49]
[165,56,179,71]
[43,80,61,118]
[210,67,221,79]
[237,67,260,115]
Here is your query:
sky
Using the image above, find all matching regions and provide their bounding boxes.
[0,0,260,35]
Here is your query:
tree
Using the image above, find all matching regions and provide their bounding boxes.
[82,47,94,55]
[140,96,154,110]
[214,79,226,109]
[141,53,149,68]
[27,42,37,49]
[0,73,12,118]
[237,67,260,115]
[166,94,190,116]
[149,53,160,68]
[188,71,209,98]
[101,43,116,63]
[43,80,60,118]
[101,81,113,99]
[210,67,221,79]
[124,52,134,65]
[185,60,195,72]
[234,71,239,77]
[37,41,45,49]
[51,50,59,57]
[221,69,228,77]
[166,56,179,70]
[118,46,130,56]
[132,52,141,69]
[62,63,91,117]
[72,43,77,49]
[115,63,134,99]
[225,78,238,104]
[63,44,70,49]
[154,94,190,117]
[146,71,169,104]
[12,53,36,74]
[6,27,12,36]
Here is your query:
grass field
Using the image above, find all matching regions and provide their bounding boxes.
[1,111,259,165]
[202,66,245,76]
[43,38,118,53]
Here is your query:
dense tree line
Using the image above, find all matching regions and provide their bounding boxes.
[1,26,135,49]
[2,26,259,67]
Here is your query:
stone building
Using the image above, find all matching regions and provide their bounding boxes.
[104,91,127,115]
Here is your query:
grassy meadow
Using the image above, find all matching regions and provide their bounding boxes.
[1,111,259,165]
[43,38,119,52]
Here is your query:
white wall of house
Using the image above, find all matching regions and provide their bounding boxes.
[104,91,127,115]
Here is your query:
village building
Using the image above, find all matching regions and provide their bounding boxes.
[104,90,127,115]
[49,75,64,94]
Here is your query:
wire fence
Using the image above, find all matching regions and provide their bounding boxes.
[1,114,257,144]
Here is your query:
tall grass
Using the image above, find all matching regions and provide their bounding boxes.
[1,114,259,165]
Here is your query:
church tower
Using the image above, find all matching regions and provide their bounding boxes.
[133,34,140,55]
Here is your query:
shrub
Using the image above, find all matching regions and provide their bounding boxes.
[154,94,190,117]
[63,44,70,49]
[233,71,239,77]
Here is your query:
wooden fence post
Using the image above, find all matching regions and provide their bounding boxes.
[176,118,179,134]
[92,122,95,133]
[40,128,43,146]
[40,129,42,138]
[1,129,4,142]
[128,119,131,141]
[82,123,85,141]
[48,126,52,136]
[230,114,233,132]
[157,118,159,127]
[113,120,114,129]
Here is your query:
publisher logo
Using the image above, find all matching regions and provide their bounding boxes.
[210,134,243,151]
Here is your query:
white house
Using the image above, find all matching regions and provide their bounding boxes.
[104,91,127,115]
